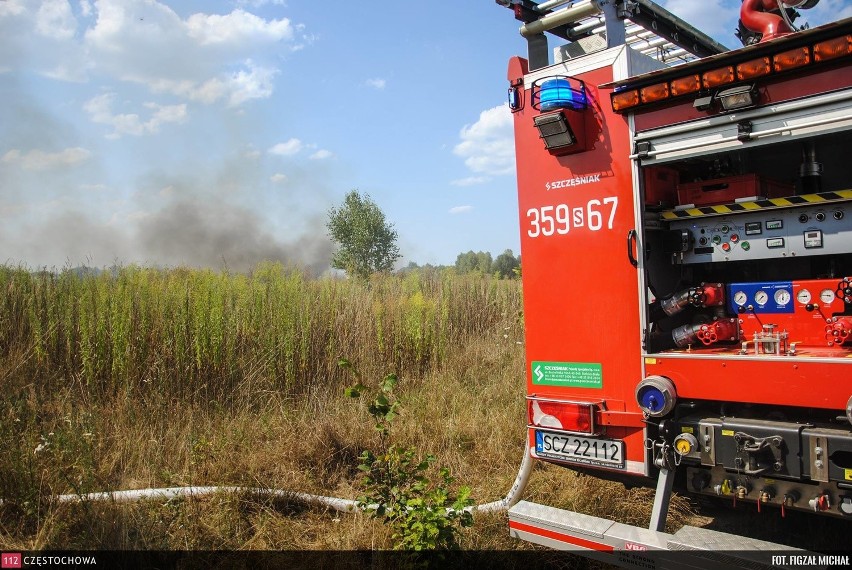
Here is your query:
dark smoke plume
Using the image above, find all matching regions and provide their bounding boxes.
[136,198,333,274]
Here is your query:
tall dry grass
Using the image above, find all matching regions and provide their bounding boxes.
[0,263,521,401]
[1,263,728,553]
[0,264,536,549]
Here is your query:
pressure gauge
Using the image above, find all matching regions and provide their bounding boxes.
[733,291,748,306]
[754,291,769,305]
[774,289,791,305]
[797,289,812,304]
[821,289,837,304]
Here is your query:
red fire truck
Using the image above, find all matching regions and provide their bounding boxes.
[498,0,852,561]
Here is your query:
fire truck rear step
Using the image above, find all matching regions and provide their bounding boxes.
[508,500,809,569]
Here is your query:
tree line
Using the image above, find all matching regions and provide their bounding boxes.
[402,250,520,279]
[327,189,520,279]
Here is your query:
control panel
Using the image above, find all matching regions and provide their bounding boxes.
[729,279,849,348]
[668,203,851,264]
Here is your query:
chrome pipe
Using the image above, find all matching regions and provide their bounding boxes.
[520,0,601,37]
[535,0,575,12]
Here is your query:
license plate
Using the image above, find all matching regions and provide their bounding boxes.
[535,430,624,469]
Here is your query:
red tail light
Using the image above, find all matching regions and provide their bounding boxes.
[528,399,594,434]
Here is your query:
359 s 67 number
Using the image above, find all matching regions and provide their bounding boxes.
[527,197,618,238]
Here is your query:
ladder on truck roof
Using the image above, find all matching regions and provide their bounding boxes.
[497,0,729,70]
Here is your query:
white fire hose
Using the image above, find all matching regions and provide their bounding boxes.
[41,441,533,515]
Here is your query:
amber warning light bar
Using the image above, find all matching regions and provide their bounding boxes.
[611,30,852,114]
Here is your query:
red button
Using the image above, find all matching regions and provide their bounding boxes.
[721,243,731,252]
[730,234,739,242]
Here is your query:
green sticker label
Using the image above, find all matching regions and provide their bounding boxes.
[532,361,602,388]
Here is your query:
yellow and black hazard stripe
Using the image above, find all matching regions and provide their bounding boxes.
[661,190,852,221]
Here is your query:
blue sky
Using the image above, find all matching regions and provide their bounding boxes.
[1,0,850,272]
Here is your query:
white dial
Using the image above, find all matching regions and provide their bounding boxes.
[797,289,812,304]
[821,288,836,304]
[774,289,791,305]
[733,291,748,306]
[754,290,769,305]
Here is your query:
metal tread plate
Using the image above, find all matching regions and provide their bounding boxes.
[670,524,806,552]
[509,500,615,538]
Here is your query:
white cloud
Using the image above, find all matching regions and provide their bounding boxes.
[309,149,333,160]
[451,176,488,187]
[268,138,303,156]
[84,93,187,138]
[454,103,515,176]
[35,0,76,40]
[0,0,26,17]
[236,0,287,7]
[0,0,87,81]
[186,9,293,46]
[148,60,278,107]
[365,78,386,90]
[2,147,91,170]
[145,76,224,105]
[146,101,187,123]
[449,205,473,215]
[290,26,315,52]
[270,173,288,183]
[77,1,302,106]
[2,1,307,107]
[227,61,277,106]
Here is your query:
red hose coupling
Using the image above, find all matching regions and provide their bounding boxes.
[698,283,725,307]
[696,319,739,346]
[825,317,852,346]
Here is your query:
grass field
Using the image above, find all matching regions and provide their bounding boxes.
[0,264,693,552]
[26,264,852,554]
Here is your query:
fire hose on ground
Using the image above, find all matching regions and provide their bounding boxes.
[9,440,533,515]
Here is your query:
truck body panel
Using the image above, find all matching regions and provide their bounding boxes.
[499,0,852,558]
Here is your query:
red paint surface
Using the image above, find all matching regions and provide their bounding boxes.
[511,57,646,469]
[509,520,615,552]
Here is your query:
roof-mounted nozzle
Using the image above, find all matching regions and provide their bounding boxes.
[738,0,821,45]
